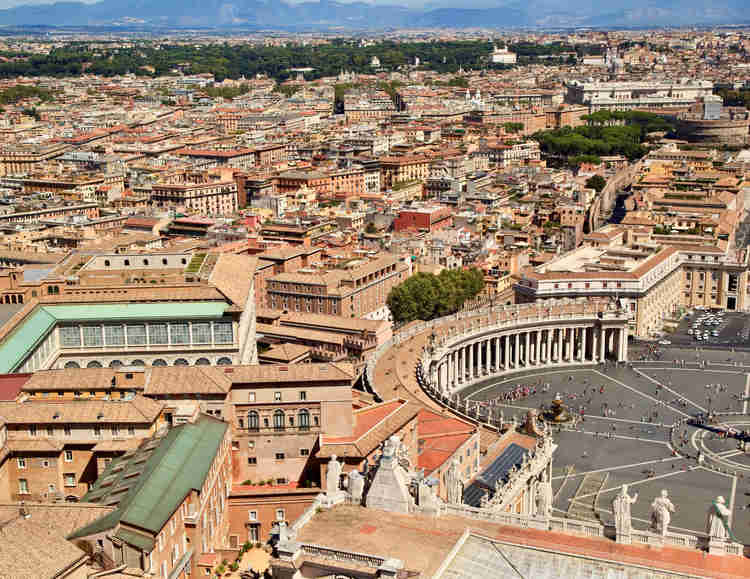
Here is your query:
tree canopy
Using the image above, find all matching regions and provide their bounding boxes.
[585,175,607,193]
[387,268,485,324]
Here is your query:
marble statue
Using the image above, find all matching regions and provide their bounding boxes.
[707,495,733,541]
[612,485,638,536]
[445,457,463,505]
[348,470,365,504]
[649,489,675,537]
[326,454,343,494]
[383,435,399,459]
[535,472,553,517]
[277,520,289,543]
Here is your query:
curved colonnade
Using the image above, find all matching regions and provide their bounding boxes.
[366,299,629,427]
[419,300,629,398]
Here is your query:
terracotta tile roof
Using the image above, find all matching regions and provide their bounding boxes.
[209,253,258,306]
[0,503,113,578]
[319,398,419,459]
[0,373,32,400]
[0,395,163,424]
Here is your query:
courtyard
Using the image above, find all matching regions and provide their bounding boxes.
[459,346,750,544]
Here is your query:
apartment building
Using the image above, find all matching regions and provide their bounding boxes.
[0,393,163,502]
[379,155,430,189]
[68,415,232,579]
[151,169,238,216]
[266,254,411,320]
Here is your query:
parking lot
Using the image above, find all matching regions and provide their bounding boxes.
[665,309,750,348]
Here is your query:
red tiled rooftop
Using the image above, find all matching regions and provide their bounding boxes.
[0,373,32,401]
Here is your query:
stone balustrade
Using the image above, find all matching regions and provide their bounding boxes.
[299,543,387,568]
[421,303,629,397]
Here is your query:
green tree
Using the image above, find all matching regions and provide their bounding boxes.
[387,268,485,324]
[585,175,607,193]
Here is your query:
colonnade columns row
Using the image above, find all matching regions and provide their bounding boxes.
[429,324,628,392]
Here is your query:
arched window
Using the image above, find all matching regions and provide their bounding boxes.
[247,411,259,431]
[109,360,123,368]
[195,358,210,365]
[86,361,102,368]
[273,410,285,431]
[64,361,80,369]
[173,358,189,366]
[143,259,149,266]
[216,357,232,366]
[104,260,110,267]
[130,360,145,367]
[298,409,310,431]
[152,359,168,367]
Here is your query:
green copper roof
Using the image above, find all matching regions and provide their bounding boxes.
[69,415,227,544]
[0,301,228,374]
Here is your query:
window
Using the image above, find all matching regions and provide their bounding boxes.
[128,426,135,436]
[29,425,37,436]
[298,409,310,431]
[276,509,285,521]
[18,479,28,494]
[104,325,125,346]
[248,441,255,449]
[64,450,73,462]
[247,457,257,465]
[274,391,282,401]
[300,448,309,456]
[249,510,257,521]
[170,323,189,345]
[112,426,120,437]
[273,410,285,431]
[276,478,287,485]
[248,392,256,403]
[299,391,307,401]
[64,473,76,487]
[93,426,101,437]
[213,321,233,344]
[64,426,71,437]
[275,453,285,460]
[17,457,26,469]
[191,322,211,344]
[60,326,81,348]
[127,324,147,346]
[148,323,168,345]
[143,259,150,266]
[82,326,104,347]
[247,411,259,431]
[104,260,110,267]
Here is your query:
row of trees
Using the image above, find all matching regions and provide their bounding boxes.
[533,111,675,162]
[0,39,615,81]
[387,268,485,325]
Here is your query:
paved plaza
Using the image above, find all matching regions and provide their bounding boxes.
[460,345,750,544]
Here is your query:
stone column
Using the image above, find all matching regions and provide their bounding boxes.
[600,328,606,361]
[431,363,438,388]
[495,336,501,371]
[460,347,465,382]
[591,327,598,362]
[449,352,455,387]
[504,335,510,368]
[514,333,520,367]
[524,332,530,368]
[484,339,490,374]
[581,327,587,362]
[618,328,627,362]
[469,342,474,379]
[568,326,574,362]
[557,327,564,363]
[536,330,542,365]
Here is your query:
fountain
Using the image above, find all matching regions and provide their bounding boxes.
[543,393,573,423]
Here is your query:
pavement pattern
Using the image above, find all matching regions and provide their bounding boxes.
[459,346,750,544]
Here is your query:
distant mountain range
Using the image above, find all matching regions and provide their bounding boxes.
[0,0,748,29]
